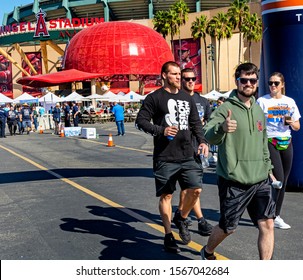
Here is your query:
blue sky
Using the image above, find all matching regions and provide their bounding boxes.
[1,0,33,24]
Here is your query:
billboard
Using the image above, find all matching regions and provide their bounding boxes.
[173,38,202,84]
[0,55,13,96]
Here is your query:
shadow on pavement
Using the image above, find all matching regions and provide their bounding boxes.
[60,206,197,260]
[0,168,154,184]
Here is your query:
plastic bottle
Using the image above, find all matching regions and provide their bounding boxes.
[200,154,209,169]
[167,123,178,141]
[272,181,282,190]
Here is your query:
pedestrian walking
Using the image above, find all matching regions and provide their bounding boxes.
[173,67,213,236]
[52,103,61,135]
[201,62,276,260]
[135,61,209,253]
[257,72,301,230]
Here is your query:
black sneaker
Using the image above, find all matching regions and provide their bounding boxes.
[200,246,216,260]
[198,220,213,236]
[173,209,193,227]
[173,212,191,245]
[164,233,180,254]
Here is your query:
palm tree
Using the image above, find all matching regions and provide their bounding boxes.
[171,0,189,65]
[207,12,232,91]
[227,0,250,64]
[191,15,209,92]
[153,9,178,55]
[153,10,170,39]
[242,13,262,62]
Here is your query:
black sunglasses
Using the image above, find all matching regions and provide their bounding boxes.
[268,81,280,86]
[183,77,196,82]
[237,77,258,85]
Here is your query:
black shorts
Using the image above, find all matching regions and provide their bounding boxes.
[218,176,276,233]
[153,157,203,197]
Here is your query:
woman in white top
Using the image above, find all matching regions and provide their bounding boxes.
[257,72,301,230]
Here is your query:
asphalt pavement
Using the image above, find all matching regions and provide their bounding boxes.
[0,122,302,260]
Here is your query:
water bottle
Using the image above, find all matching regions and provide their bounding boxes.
[272,180,282,190]
[167,123,178,141]
[200,154,209,169]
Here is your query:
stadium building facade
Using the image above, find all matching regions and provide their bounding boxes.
[0,0,261,98]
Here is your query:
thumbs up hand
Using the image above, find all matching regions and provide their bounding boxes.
[222,109,237,133]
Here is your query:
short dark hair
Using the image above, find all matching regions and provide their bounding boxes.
[181,68,195,78]
[217,97,226,102]
[161,61,180,79]
[235,62,259,80]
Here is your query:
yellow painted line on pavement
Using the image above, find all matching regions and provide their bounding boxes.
[0,144,227,260]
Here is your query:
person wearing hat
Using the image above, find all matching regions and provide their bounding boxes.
[52,103,61,135]
[0,104,8,138]
[20,103,33,134]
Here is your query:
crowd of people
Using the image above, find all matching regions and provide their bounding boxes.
[136,61,301,260]
[0,100,139,137]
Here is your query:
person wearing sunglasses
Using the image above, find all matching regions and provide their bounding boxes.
[201,62,276,260]
[170,68,213,237]
[257,72,301,230]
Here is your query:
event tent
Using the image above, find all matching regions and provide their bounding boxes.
[86,93,107,100]
[13,92,38,103]
[62,91,88,102]
[38,91,63,103]
[124,91,145,101]
[0,93,13,103]
[202,89,231,101]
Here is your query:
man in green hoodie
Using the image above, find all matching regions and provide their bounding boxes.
[201,63,276,260]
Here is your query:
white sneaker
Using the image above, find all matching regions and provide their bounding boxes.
[274,216,291,229]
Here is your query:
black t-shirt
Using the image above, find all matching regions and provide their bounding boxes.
[21,108,32,120]
[136,87,207,161]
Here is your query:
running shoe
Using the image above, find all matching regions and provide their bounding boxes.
[274,215,291,229]
[200,246,216,260]
[198,220,213,236]
[173,212,191,244]
[164,233,180,254]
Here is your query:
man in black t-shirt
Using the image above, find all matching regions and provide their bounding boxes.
[136,61,209,253]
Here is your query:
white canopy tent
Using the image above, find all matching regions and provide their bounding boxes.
[202,90,222,100]
[203,90,232,101]
[222,89,233,98]
[62,91,89,102]
[38,91,63,103]
[124,91,145,101]
[0,93,13,103]
[86,93,105,100]
[101,91,118,99]
[13,92,38,104]
[85,93,108,108]
[117,91,126,96]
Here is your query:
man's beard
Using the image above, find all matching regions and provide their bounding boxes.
[238,87,257,98]
[167,79,180,89]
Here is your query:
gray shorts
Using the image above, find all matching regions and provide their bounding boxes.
[153,157,203,197]
[218,176,276,233]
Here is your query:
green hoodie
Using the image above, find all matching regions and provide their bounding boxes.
[203,90,272,185]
